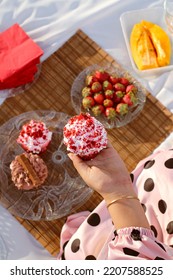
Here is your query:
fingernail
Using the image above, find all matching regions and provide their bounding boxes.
[68,153,73,160]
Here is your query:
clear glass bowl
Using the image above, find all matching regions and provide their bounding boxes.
[0,110,93,221]
[71,64,147,129]
[0,64,41,99]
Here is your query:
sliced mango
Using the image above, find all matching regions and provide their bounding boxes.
[130,23,158,70]
[141,20,154,30]
[130,20,171,70]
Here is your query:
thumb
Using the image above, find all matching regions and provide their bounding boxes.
[68,153,89,177]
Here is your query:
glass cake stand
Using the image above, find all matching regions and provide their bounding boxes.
[0,110,93,221]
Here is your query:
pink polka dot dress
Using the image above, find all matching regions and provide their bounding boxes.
[57,149,173,260]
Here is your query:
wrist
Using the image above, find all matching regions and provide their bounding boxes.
[101,187,137,205]
[100,178,135,203]
[106,196,150,230]
[106,195,139,209]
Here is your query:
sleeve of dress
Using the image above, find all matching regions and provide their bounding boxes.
[108,227,173,260]
[57,211,90,259]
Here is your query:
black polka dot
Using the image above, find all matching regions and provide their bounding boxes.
[114,230,118,237]
[165,158,173,169]
[71,238,80,253]
[144,178,154,192]
[144,160,155,169]
[123,247,139,257]
[166,221,173,234]
[131,229,141,241]
[63,240,69,250]
[61,252,65,260]
[151,225,158,237]
[141,203,146,212]
[154,256,165,260]
[130,173,134,182]
[155,241,166,252]
[158,199,167,214]
[169,245,173,248]
[87,213,100,226]
[85,255,96,260]
[61,240,69,260]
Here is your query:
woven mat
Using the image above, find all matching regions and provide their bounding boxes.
[0,30,173,256]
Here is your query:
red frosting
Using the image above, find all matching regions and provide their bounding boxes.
[63,113,108,160]
[17,120,52,154]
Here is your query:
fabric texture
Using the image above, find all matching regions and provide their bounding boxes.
[57,149,173,260]
[0,23,43,89]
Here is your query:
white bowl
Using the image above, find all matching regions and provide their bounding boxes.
[120,7,173,78]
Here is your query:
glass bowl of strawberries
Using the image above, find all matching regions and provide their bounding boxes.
[71,64,146,129]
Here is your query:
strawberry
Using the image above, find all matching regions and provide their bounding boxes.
[116,103,128,116]
[114,83,125,92]
[92,105,105,116]
[94,92,104,104]
[126,84,137,94]
[119,77,129,87]
[94,69,110,82]
[103,80,113,91]
[82,96,95,109]
[85,75,98,86]
[103,99,114,107]
[123,92,138,107]
[82,87,92,97]
[113,91,124,103]
[105,89,114,99]
[109,74,120,85]
[91,81,102,93]
[105,107,116,119]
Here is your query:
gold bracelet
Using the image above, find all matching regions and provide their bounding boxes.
[107,195,139,209]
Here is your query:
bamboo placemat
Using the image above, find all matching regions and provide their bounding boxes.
[0,30,173,256]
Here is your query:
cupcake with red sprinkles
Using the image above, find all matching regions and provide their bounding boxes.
[63,113,108,160]
[17,120,52,154]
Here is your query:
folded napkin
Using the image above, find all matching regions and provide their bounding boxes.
[0,23,43,90]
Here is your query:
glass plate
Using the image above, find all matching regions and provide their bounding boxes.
[0,64,41,99]
[0,110,93,221]
[71,64,146,129]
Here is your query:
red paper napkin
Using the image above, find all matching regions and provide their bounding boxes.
[0,23,44,90]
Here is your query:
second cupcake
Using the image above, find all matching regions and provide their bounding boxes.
[17,119,52,154]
